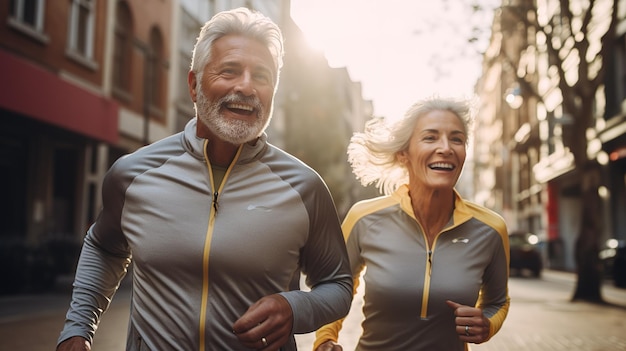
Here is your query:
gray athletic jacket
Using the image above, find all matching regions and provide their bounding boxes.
[58,118,353,350]
[316,186,510,351]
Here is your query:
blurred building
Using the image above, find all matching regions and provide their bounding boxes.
[1,0,127,293]
[0,0,371,293]
[473,0,625,272]
[276,17,374,216]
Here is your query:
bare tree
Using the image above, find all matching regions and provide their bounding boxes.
[500,0,619,302]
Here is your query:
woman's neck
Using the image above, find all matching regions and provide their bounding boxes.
[409,186,455,245]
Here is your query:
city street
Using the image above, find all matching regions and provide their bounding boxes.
[1,271,625,350]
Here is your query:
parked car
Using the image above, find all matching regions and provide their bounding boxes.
[599,239,626,288]
[509,231,543,277]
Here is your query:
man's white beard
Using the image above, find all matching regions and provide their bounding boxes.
[196,88,271,145]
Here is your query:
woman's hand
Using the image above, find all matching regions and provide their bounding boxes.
[446,300,490,344]
[316,340,343,351]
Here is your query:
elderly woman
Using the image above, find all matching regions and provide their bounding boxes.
[314,96,510,351]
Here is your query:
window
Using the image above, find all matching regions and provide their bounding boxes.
[112,1,133,100]
[605,32,626,119]
[66,0,96,67]
[146,27,164,116]
[177,51,191,103]
[8,0,48,42]
[618,34,626,112]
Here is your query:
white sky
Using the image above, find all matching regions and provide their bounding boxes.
[290,0,496,121]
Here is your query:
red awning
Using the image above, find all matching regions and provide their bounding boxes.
[0,49,118,143]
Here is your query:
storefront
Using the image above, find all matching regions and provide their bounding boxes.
[0,50,118,293]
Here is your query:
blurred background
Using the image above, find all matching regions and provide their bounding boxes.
[0,0,624,315]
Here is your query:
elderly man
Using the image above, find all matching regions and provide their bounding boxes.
[57,7,352,351]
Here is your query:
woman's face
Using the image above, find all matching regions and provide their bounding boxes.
[397,109,467,191]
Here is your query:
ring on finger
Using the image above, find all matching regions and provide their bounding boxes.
[261,337,268,347]
[465,325,470,336]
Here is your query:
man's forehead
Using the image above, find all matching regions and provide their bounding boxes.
[211,35,275,71]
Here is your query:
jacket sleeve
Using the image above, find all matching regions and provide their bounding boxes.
[312,207,365,350]
[312,275,361,350]
[57,161,132,346]
[56,231,131,345]
[278,181,353,334]
[477,216,510,339]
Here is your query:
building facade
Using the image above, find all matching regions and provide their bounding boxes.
[473,0,625,272]
[0,0,372,293]
[1,0,122,292]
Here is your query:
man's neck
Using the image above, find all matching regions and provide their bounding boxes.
[206,138,239,167]
[196,119,240,167]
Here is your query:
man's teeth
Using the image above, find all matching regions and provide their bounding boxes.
[227,103,253,111]
[430,163,454,169]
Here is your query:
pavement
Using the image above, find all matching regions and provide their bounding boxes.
[2,270,626,351]
[295,270,626,351]
[472,270,626,351]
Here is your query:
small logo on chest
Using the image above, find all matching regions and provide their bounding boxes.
[247,204,272,212]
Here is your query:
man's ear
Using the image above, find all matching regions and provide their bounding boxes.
[188,71,198,103]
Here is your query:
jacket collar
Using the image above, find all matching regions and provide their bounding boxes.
[182,118,268,164]
[393,184,474,227]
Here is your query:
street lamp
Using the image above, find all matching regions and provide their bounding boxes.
[505,82,523,109]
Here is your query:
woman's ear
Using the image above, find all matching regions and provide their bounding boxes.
[396,151,407,164]
[396,151,409,166]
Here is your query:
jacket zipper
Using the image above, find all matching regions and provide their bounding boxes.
[198,141,242,351]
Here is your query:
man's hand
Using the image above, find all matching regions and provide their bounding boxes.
[232,294,294,350]
[56,336,91,351]
[446,300,490,344]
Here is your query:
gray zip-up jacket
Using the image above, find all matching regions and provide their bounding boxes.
[58,119,353,350]
[315,186,509,351]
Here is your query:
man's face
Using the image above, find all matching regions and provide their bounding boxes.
[190,34,276,144]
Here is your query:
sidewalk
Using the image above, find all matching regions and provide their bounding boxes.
[0,273,131,322]
[473,270,626,351]
[296,270,626,351]
[541,269,626,308]
[2,270,625,350]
